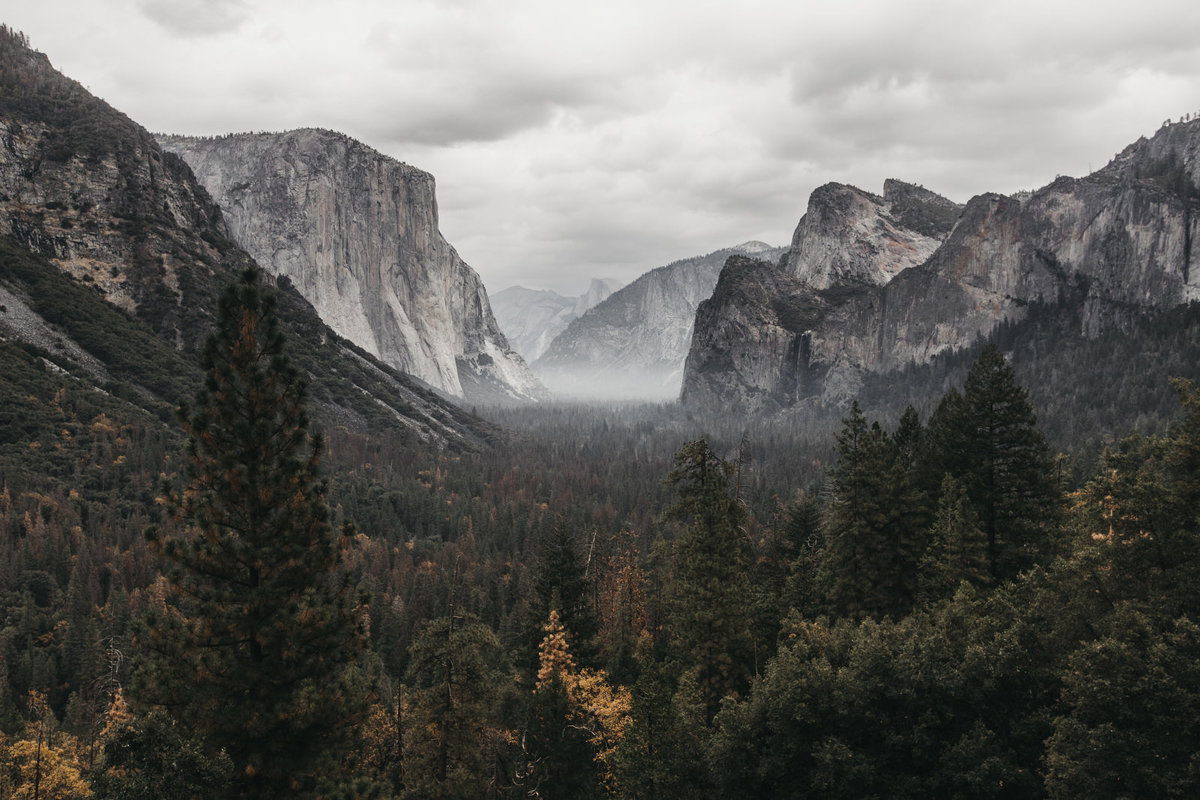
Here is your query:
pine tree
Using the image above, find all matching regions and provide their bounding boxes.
[402,613,504,799]
[135,267,367,798]
[661,439,754,722]
[919,474,990,602]
[520,523,600,679]
[819,403,925,619]
[958,343,1059,580]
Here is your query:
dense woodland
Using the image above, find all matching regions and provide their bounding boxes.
[5,20,1200,799]
[3,259,1200,798]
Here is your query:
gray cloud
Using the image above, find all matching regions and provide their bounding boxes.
[8,0,1200,295]
[138,0,248,37]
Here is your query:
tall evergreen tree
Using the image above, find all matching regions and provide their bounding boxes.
[918,474,990,602]
[135,267,368,798]
[402,613,505,800]
[958,343,1059,580]
[519,523,600,680]
[820,403,925,619]
[661,438,754,722]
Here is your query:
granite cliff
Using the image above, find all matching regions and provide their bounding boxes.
[157,130,545,404]
[784,179,961,289]
[0,30,494,449]
[683,121,1200,414]
[535,241,786,399]
[492,277,622,362]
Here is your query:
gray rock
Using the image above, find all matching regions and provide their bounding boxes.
[683,121,1200,414]
[157,129,546,404]
[491,278,622,362]
[535,241,786,399]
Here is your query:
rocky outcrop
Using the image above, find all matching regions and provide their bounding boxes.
[0,31,495,449]
[492,278,622,362]
[680,256,829,410]
[534,241,786,399]
[683,122,1200,414]
[157,130,545,404]
[783,180,961,289]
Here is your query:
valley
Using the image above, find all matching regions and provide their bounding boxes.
[3,21,1200,800]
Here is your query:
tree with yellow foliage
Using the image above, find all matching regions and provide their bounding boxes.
[526,610,631,798]
[0,691,91,800]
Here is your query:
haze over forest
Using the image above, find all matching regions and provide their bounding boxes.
[3,11,1200,800]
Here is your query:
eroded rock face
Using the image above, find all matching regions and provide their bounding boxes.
[683,122,1200,414]
[783,180,960,290]
[681,255,828,411]
[0,35,495,449]
[534,241,786,399]
[157,129,545,404]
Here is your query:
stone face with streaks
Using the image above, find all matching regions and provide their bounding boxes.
[158,129,545,404]
[0,35,496,449]
[682,121,1200,414]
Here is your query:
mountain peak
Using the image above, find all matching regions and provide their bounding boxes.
[158,131,545,404]
[783,181,959,291]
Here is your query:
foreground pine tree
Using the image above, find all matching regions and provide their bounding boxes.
[135,267,368,799]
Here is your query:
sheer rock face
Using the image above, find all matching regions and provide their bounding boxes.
[683,123,1200,414]
[157,130,545,404]
[0,36,495,448]
[681,256,828,411]
[783,180,961,290]
[491,278,622,362]
[534,241,786,399]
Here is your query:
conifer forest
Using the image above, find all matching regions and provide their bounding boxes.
[2,263,1200,799]
[4,20,1200,799]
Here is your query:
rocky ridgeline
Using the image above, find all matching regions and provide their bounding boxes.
[783,180,961,290]
[492,278,623,363]
[0,31,494,448]
[157,130,546,405]
[682,122,1200,414]
[534,241,786,399]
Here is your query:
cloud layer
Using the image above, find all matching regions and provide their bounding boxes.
[7,0,1200,293]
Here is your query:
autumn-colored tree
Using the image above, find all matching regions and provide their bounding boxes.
[525,610,631,797]
[0,691,91,800]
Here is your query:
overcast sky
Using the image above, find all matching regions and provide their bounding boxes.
[7,1,1200,295]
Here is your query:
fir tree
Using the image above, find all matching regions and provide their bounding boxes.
[520,523,601,680]
[402,613,504,799]
[958,343,1060,580]
[820,403,925,619]
[661,439,754,722]
[135,267,368,799]
[919,474,990,602]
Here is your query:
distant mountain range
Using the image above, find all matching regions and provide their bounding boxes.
[533,241,787,399]
[491,278,623,362]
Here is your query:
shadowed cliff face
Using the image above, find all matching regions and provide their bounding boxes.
[534,241,786,400]
[683,121,1200,414]
[681,256,830,411]
[0,33,496,449]
[157,130,546,405]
